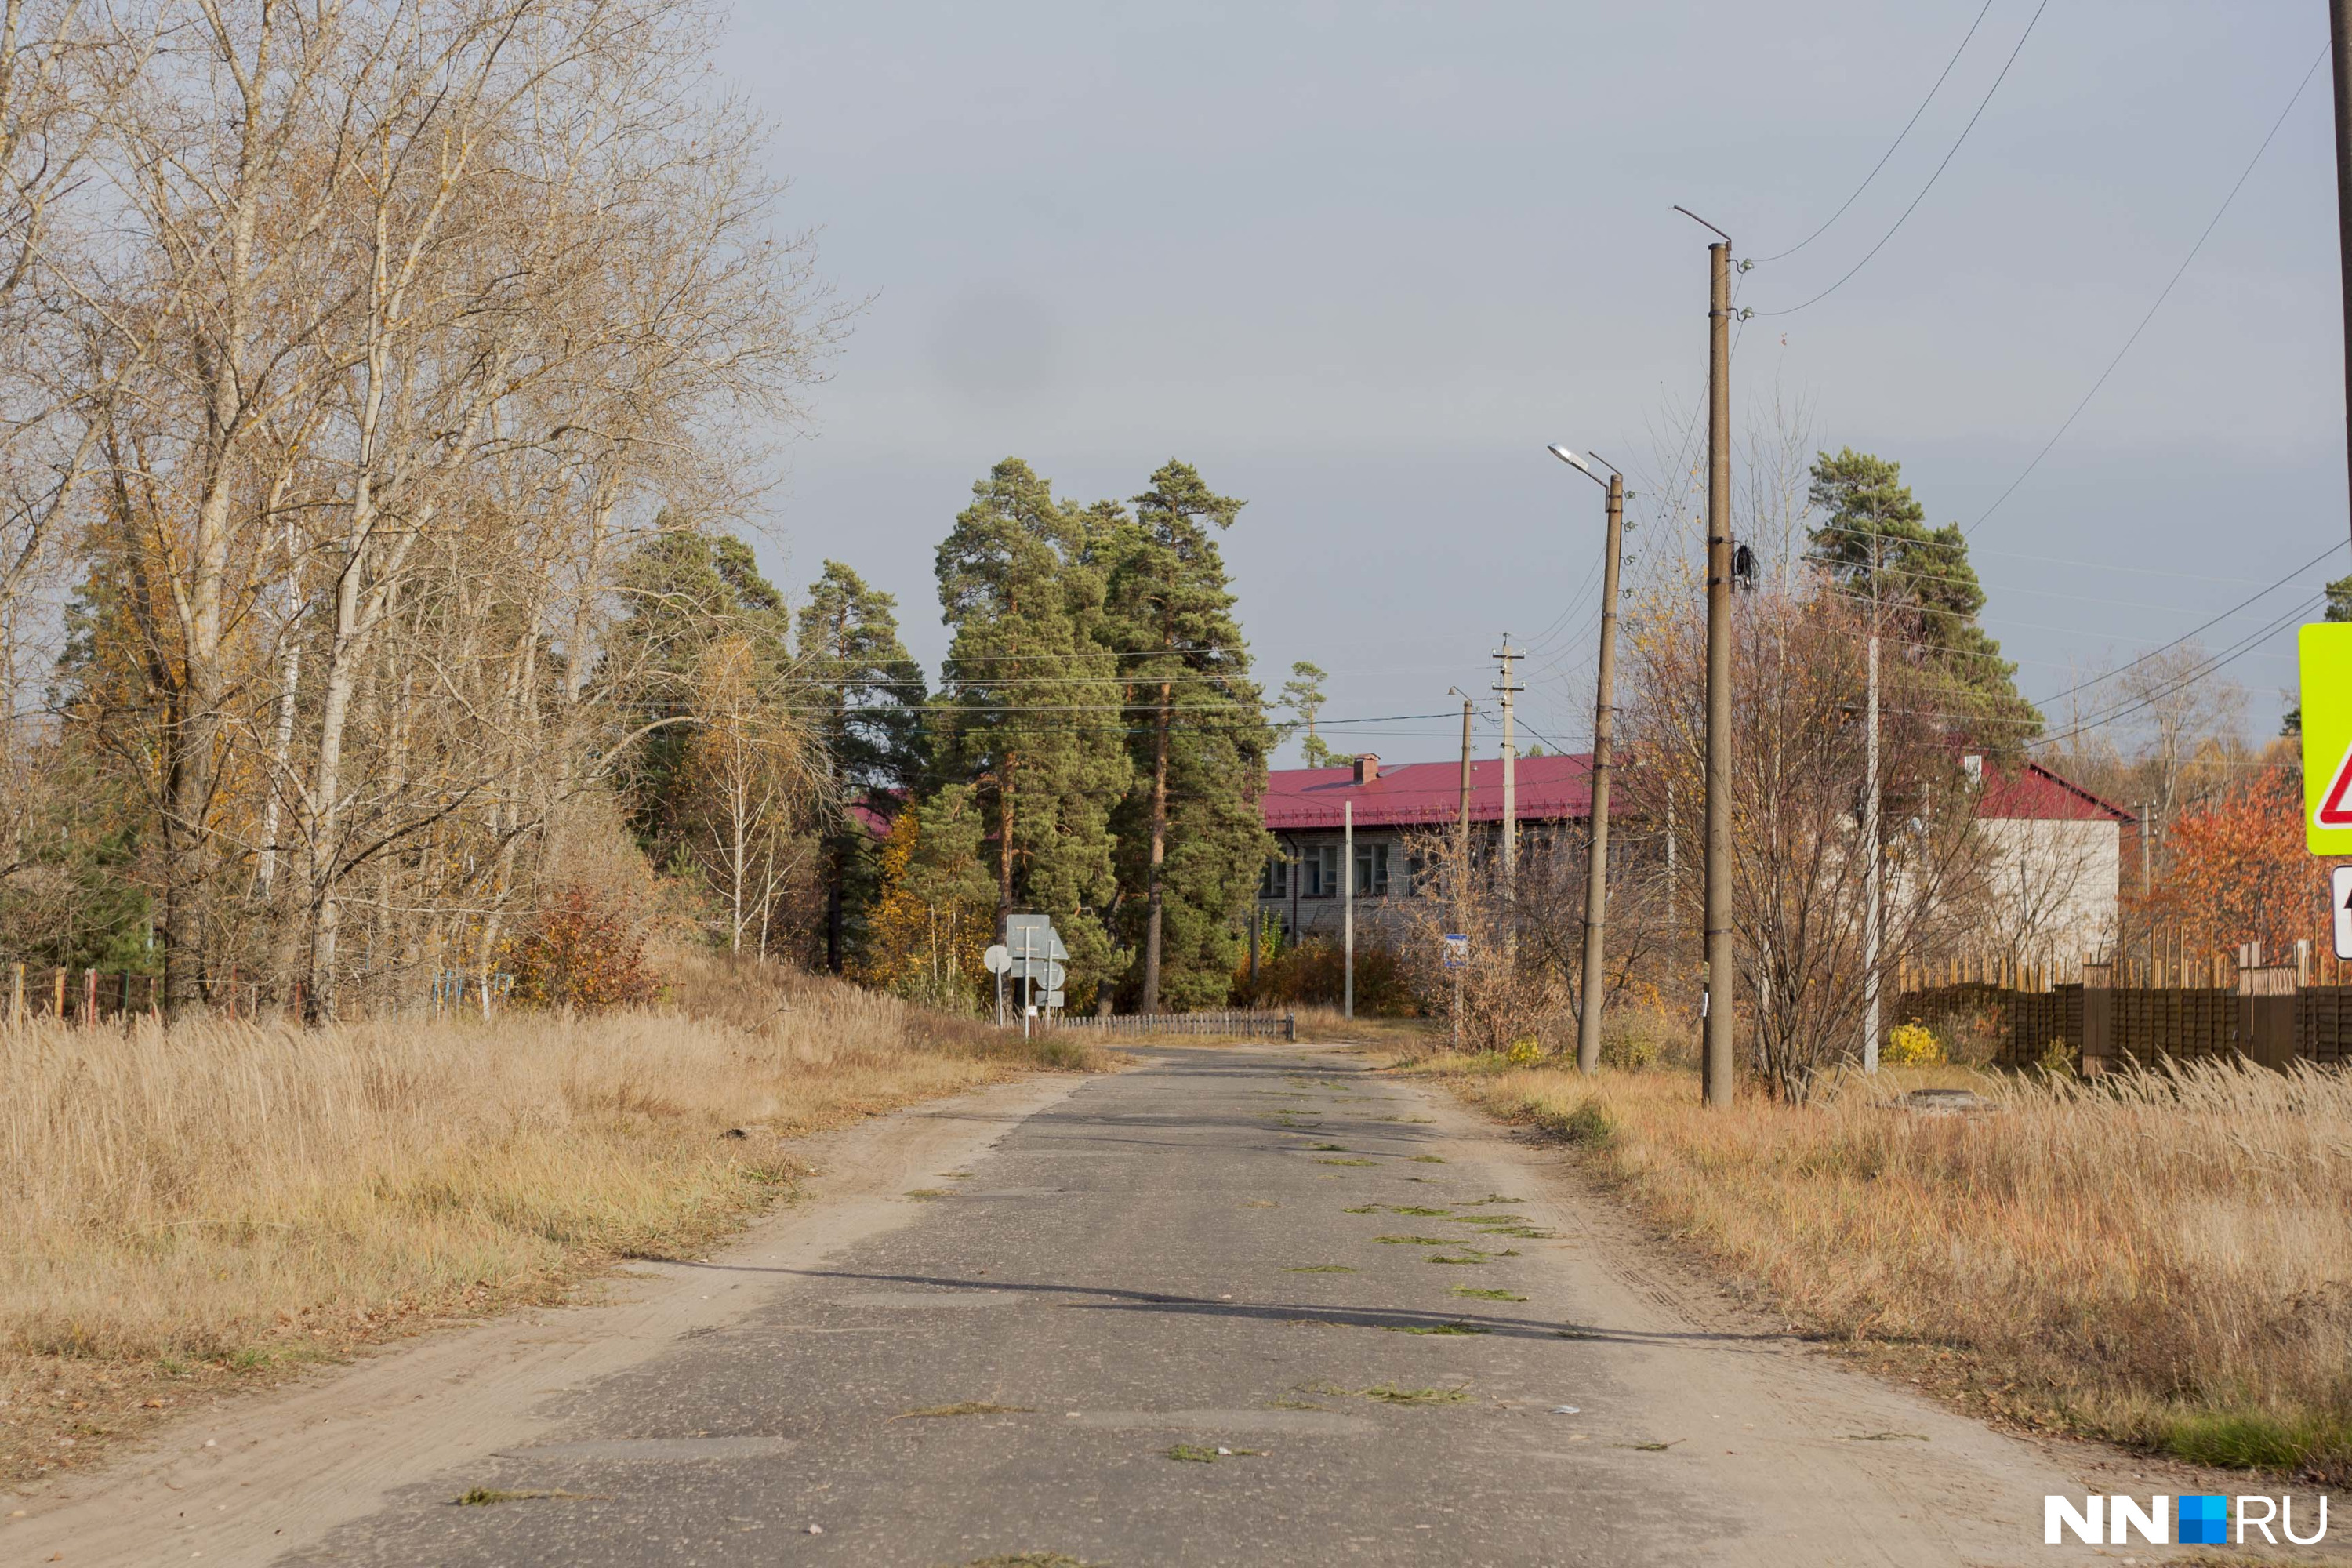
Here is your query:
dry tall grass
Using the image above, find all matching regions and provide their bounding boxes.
[1442,1057,2352,1479]
[0,967,1099,1480]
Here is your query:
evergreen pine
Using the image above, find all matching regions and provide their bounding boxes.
[1102,460,1273,1011]
[1806,448,2042,746]
[798,561,927,970]
[933,459,1132,1004]
[1278,661,1350,768]
[608,527,793,858]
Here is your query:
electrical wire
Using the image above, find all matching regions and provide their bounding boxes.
[1967,44,2328,535]
[1755,1,1998,263]
[1755,0,2050,318]
[2025,538,2343,711]
[1976,546,2294,587]
[2026,589,2320,743]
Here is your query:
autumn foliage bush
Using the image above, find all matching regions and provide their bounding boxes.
[503,886,658,1011]
[2137,764,2347,953]
[1233,936,1416,1015]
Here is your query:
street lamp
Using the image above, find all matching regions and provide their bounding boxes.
[1548,442,1626,1076]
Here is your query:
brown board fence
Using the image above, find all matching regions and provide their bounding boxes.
[1970,982,2314,1073]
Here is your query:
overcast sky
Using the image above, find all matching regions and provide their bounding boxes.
[722,0,2339,766]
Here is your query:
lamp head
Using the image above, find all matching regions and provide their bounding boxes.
[1546,443,1590,472]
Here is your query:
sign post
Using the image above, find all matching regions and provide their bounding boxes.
[983,944,1011,1027]
[1443,933,1467,1051]
[1000,914,1067,1030]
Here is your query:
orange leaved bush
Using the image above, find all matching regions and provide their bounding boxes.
[502,887,657,1011]
[2136,765,2345,954]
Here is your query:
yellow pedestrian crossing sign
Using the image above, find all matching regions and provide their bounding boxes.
[2303,623,2352,854]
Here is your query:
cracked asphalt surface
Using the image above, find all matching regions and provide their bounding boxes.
[267,1045,2103,1567]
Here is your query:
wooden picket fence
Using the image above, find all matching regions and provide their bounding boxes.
[1051,1009,1295,1040]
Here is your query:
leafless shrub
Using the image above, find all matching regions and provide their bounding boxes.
[1617,577,1991,1100]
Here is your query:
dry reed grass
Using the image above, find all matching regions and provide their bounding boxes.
[1438,1056,2352,1480]
[0,964,1101,1481]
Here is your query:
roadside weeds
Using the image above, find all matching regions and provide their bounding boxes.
[1421,1054,2352,1485]
[0,971,1102,1485]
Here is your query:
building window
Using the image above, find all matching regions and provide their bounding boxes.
[1259,855,1288,900]
[1355,841,1390,897]
[1301,843,1340,898]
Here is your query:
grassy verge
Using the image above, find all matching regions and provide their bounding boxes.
[1424,1053,2352,1482]
[0,965,1102,1484]
[1290,1006,1440,1048]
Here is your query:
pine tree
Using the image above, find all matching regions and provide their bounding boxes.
[1278,661,1350,768]
[608,526,795,858]
[797,561,927,971]
[933,458,1131,1003]
[1102,460,1272,1012]
[1806,448,2042,746]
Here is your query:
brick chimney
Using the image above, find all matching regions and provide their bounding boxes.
[1352,753,1379,785]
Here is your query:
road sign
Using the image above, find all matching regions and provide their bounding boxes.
[2336,867,2352,960]
[2301,624,2352,853]
[1004,915,1069,960]
[982,944,1011,975]
[1442,933,1468,969]
[1045,989,1066,1008]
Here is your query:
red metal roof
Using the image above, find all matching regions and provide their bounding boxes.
[1263,755,1593,832]
[1975,759,2136,823]
[1259,753,2130,831]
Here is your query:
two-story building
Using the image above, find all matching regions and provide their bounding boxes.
[1256,749,2135,960]
[1258,752,1591,944]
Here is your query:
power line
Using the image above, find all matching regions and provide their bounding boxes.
[1755,0,2050,318]
[1976,546,2299,588]
[2025,538,2343,711]
[2031,590,2322,745]
[1967,44,2328,535]
[1756,0,1998,264]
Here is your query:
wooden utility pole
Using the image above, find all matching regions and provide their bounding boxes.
[1577,466,1626,1075]
[2333,0,2352,551]
[1140,666,1173,1014]
[1703,232,1737,1107]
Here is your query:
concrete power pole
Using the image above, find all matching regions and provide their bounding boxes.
[1862,615,1882,1073]
[1343,800,1355,1021]
[2333,0,2352,552]
[1577,465,1626,1075]
[1492,639,1522,902]
[1450,690,1473,1050]
[1701,227,1737,1108]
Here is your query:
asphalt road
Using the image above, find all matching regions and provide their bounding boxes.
[265,1045,2099,1567]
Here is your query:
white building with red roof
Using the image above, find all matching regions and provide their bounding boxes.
[1964,753,2135,960]
[1257,749,2131,958]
